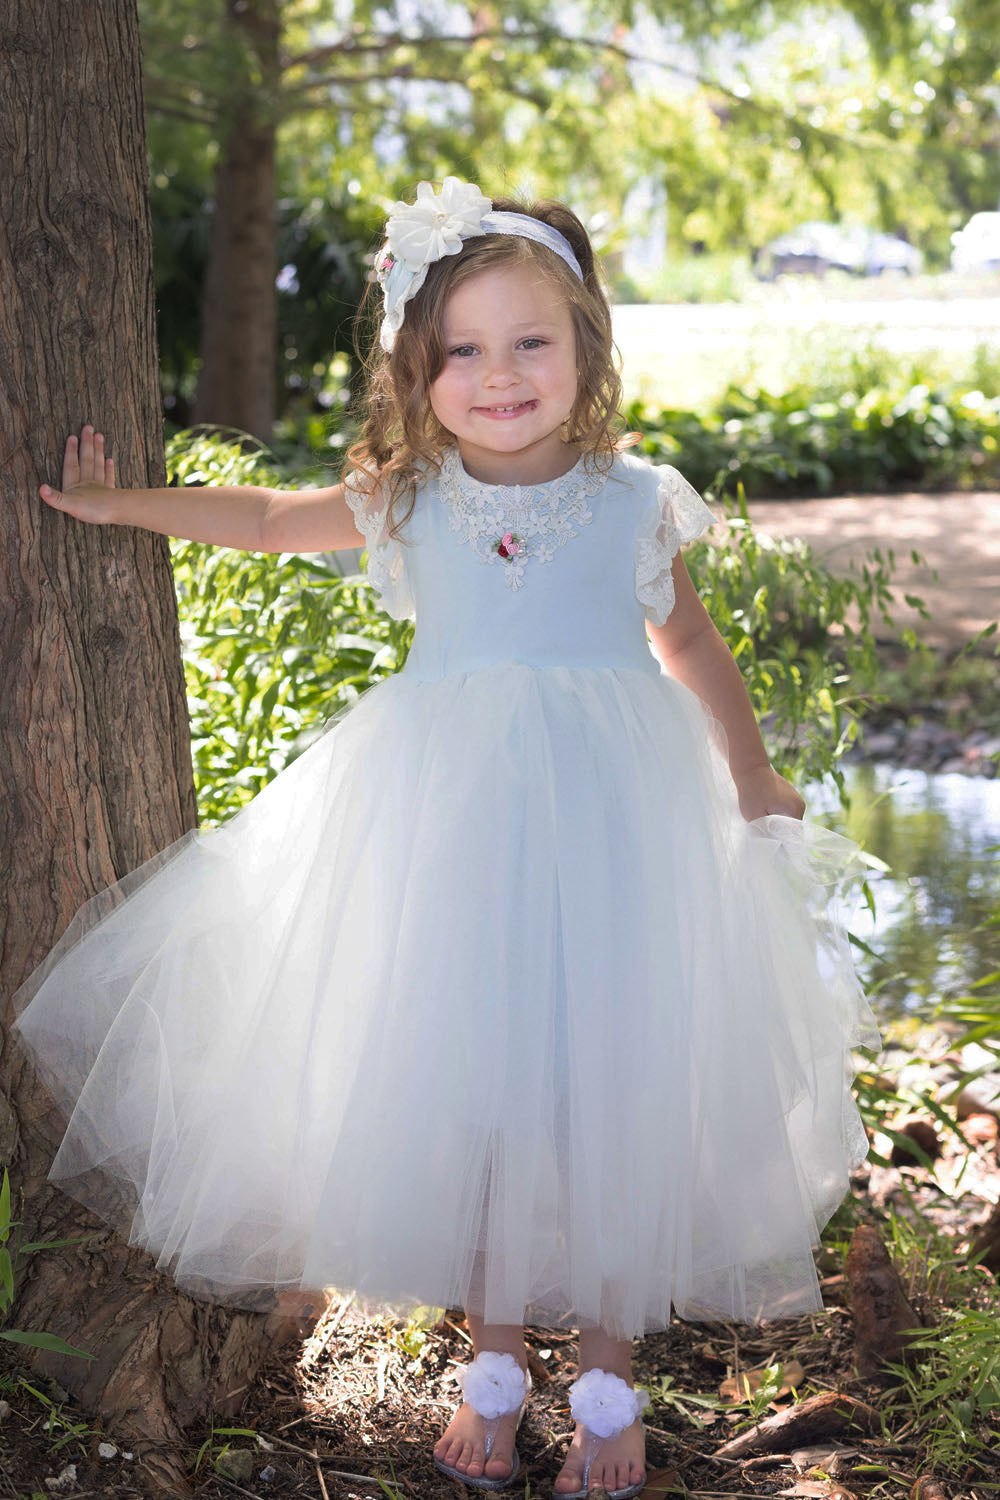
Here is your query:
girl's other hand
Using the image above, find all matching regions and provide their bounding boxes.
[734,764,806,823]
[40,424,117,523]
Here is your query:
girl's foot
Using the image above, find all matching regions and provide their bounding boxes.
[433,1400,522,1482]
[553,1415,646,1494]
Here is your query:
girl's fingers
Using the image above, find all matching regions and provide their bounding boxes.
[61,425,113,490]
[79,425,94,481]
[63,433,80,490]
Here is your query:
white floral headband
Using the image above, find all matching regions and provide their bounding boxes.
[374,176,585,353]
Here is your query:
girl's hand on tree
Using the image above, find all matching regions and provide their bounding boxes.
[734,763,806,823]
[40,425,117,522]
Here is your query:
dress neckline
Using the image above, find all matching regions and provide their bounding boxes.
[437,445,610,593]
[440,445,599,507]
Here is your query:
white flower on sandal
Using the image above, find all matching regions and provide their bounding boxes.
[458,1351,529,1419]
[568,1368,649,1439]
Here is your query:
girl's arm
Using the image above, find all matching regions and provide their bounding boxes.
[646,551,806,823]
[38,426,367,553]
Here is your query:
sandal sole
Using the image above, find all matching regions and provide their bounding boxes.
[433,1448,522,1491]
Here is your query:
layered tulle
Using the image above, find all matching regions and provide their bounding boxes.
[12,662,879,1338]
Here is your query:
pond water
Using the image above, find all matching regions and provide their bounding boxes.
[811,765,1000,1018]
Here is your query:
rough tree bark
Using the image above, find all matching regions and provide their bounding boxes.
[0,3,299,1490]
[191,0,280,441]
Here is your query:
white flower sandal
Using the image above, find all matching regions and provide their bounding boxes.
[433,1350,532,1492]
[562,1368,650,1500]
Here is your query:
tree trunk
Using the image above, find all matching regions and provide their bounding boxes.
[191,0,280,441]
[0,3,295,1490]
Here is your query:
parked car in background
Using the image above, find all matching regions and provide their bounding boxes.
[755,221,922,278]
[950,212,1000,273]
[865,231,924,276]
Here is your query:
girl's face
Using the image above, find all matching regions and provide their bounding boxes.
[429,263,579,485]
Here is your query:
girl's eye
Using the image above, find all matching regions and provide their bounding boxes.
[519,337,547,350]
[449,344,478,357]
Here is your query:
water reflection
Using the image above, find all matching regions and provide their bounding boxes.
[810,766,1000,1015]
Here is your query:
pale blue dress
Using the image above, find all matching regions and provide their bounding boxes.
[12,446,879,1339]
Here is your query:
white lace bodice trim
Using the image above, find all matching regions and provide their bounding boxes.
[439,446,607,590]
[634,465,715,626]
[343,470,415,621]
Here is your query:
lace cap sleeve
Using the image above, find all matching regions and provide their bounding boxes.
[635,464,715,627]
[344,470,415,622]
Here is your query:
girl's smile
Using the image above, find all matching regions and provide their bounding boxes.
[429,263,580,485]
[472,399,539,419]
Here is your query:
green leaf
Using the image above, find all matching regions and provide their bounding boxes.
[1,1330,95,1359]
[0,1246,14,1305]
[18,1234,101,1255]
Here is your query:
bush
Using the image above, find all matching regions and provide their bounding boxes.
[625,381,1000,497]
[168,430,410,827]
[685,489,904,791]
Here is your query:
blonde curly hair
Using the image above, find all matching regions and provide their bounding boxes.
[346,196,628,542]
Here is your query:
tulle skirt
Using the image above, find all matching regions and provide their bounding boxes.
[12,662,879,1339]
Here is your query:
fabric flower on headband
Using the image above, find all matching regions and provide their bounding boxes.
[376,177,491,352]
[373,175,584,353]
[386,178,492,263]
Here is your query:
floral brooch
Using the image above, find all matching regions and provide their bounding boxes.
[494,531,524,560]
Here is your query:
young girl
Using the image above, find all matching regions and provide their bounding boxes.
[14,177,879,1499]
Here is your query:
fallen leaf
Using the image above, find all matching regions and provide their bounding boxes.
[791,1444,860,1472]
[642,1466,684,1493]
[695,1342,725,1363]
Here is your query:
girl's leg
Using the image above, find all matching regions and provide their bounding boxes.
[553,1327,646,1495]
[432,1315,529,1482]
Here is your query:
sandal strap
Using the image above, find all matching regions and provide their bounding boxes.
[455,1352,530,1464]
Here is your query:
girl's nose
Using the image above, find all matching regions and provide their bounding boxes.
[483,353,520,386]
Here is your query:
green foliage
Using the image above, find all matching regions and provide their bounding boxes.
[685,487,905,792]
[14,1379,98,1459]
[644,1371,725,1425]
[816,1203,1000,1478]
[0,1172,95,1360]
[192,1425,260,1477]
[862,630,1000,736]
[167,431,411,826]
[625,380,1000,497]
[882,1305,1000,1473]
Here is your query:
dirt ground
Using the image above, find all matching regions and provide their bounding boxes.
[745,490,1000,649]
